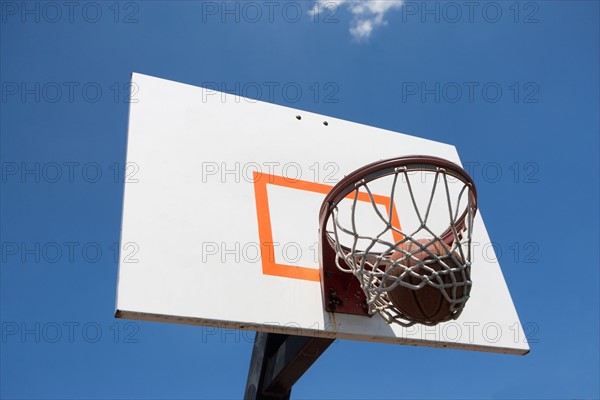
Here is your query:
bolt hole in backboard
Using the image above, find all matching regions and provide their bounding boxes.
[115,75,529,368]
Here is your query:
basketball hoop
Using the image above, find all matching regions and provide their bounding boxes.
[319,156,478,326]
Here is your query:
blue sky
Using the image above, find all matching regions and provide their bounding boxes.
[1,1,599,399]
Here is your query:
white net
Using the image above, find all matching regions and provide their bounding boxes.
[326,164,476,326]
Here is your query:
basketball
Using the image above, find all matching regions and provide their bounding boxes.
[384,238,468,324]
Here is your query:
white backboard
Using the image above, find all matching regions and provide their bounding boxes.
[115,73,529,355]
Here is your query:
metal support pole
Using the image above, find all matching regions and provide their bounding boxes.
[245,332,334,399]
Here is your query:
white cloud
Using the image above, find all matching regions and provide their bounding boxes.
[312,0,403,40]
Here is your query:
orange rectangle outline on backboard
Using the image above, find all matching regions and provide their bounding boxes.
[252,171,402,282]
